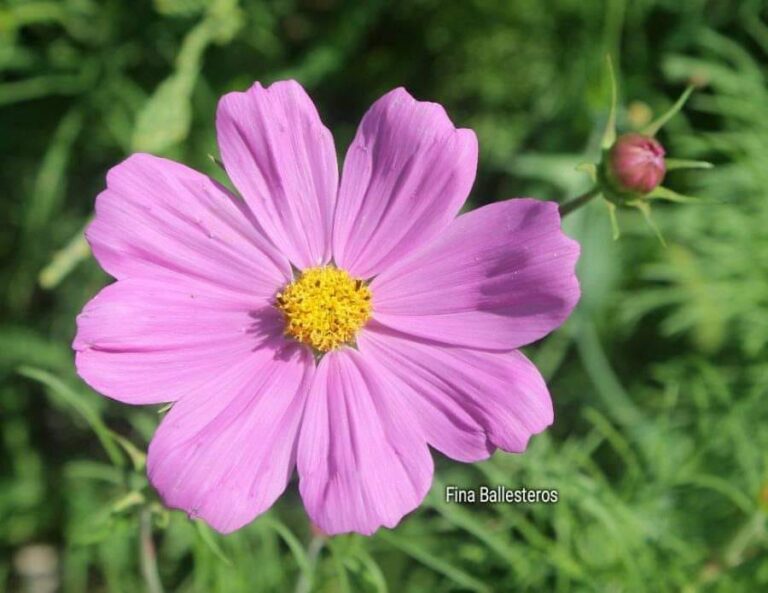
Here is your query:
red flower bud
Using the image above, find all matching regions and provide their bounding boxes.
[608,133,666,194]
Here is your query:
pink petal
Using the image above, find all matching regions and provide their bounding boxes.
[371,199,580,350]
[359,325,553,461]
[74,278,284,405]
[147,338,314,534]
[87,153,289,297]
[216,80,338,269]
[297,348,433,535]
[333,88,478,278]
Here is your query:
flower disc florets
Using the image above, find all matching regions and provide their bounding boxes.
[276,267,372,352]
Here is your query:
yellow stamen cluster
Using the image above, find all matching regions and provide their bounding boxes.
[276,267,373,352]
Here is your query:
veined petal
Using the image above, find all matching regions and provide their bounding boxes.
[371,199,580,350]
[147,338,314,534]
[74,278,284,405]
[297,348,433,535]
[359,325,553,460]
[87,153,289,298]
[216,80,338,269]
[85,154,290,299]
[333,88,478,279]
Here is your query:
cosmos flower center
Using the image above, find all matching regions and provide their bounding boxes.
[276,266,373,352]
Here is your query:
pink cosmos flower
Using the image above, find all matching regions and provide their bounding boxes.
[73,81,580,535]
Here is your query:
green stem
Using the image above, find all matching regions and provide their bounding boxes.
[575,317,642,428]
[694,510,766,587]
[559,187,600,217]
[139,508,164,593]
[293,534,326,593]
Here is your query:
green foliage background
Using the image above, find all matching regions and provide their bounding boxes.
[2,0,767,591]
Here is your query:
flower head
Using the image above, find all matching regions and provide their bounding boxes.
[608,132,666,195]
[276,267,372,352]
[74,81,580,535]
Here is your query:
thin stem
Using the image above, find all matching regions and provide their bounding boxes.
[695,510,766,586]
[140,507,164,593]
[575,317,642,428]
[559,187,600,217]
[293,534,326,593]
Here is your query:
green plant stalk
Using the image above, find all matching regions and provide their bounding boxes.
[292,535,326,593]
[559,187,600,217]
[139,508,164,593]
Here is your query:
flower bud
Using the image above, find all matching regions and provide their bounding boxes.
[608,133,666,195]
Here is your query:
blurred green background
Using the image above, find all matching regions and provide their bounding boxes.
[2,0,768,591]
